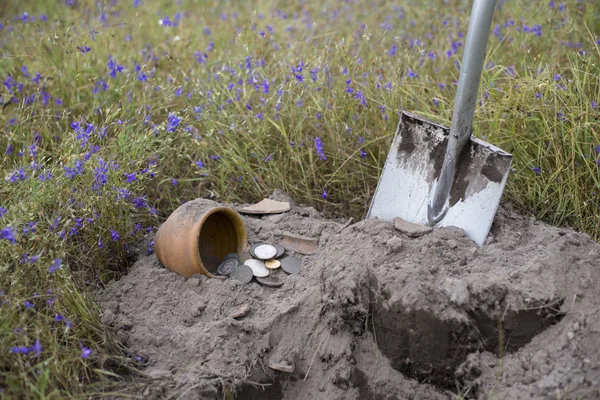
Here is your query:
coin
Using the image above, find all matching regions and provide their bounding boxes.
[256,276,284,288]
[217,259,238,276]
[254,244,277,260]
[249,243,268,258]
[265,259,281,269]
[244,259,270,277]
[230,265,253,284]
[222,253,240,263]
[274,244,285,259]
[280,256,302,274]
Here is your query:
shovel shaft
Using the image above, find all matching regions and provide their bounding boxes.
[427,0,497,224]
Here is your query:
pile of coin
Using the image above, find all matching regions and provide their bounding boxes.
[214,242,302,287]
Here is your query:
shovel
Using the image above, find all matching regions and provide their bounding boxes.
[367,0,512,246]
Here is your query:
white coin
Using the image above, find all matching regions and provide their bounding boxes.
[254,244,277,260]
[244,259,270,278]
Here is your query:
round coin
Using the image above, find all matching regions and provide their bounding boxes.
[274,243,285,259]
[280,256,302,274]
[217,259,238,276]
[254,244,277,260]
[230,265,254,284]
[265,259,281,270]
[244,259,270,278]
[249,243,268,258]
[222,253,240,263]
[256,276,284,288]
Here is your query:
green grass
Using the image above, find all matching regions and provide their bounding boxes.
[0,0,599,398]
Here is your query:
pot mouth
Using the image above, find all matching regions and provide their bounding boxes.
[192,207,248,275]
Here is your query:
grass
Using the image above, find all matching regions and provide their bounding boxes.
[0,0,599,397]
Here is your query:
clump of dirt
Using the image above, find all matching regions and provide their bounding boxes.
[96,192,600,399]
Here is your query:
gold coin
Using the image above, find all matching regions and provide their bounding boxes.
[265,260,281,269]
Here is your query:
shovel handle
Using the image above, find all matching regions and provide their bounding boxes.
[427,0,497,224]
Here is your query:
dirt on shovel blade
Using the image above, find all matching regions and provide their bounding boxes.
[96,194,600,400]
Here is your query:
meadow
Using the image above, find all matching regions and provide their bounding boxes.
[0,0,599,397]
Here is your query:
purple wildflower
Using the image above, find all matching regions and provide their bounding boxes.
[166,113,181,133]
[110,228,120,241]
[0,227,17,244]
[10,346,30,354]
[30,339,42,357]
[81,345,92,359]
[314,137,326,161]
[49,258,61,273]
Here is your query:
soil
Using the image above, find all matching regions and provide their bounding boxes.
[96,191,600,399]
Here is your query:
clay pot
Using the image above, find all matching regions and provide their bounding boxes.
[155,199,248,278]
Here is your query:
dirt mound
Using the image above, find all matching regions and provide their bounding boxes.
[96,196,600,399]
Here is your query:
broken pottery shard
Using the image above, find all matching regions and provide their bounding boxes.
[282,231,319,255]
[268,361,295,373]
[229,303,250,319]
[237,198,291,215]
[393,217,433,237]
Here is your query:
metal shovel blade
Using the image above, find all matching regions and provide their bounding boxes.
[367,111,513,246]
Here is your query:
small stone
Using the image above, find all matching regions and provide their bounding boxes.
[573,322,580,332]
[117,331,130,345]
[102,310,115,325]
[192,305,206,318]
[441,278,470,306]
[447,239,458,249]
[485,235,495,245]
[385,236,404,254]
[187,277,200,287]
[429,265,439,274]
[105,301,119,314]
[567,331,575,340]
[393,217,432,237]
[509,270,520,279]
[229,303,250,319]
[268,360,295,373]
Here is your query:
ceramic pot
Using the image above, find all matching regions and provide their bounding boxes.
[155,199,248,278]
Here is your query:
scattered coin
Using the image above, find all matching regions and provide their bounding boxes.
[249,243,268,258]
[244,259,270,277]
[274,243,285,259]
[230,265,253,284]
[280,256,302,274]
[256,275,284,288]
[217,259,238,276]
[254,244,277,260]
[222,253,241,263]
[211,274,228,281]
[265,259,281,269]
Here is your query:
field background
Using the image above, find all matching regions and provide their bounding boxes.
[1,0,599,397]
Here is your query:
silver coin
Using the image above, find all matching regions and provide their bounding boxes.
[280,256,302,274]
[249,243,268,258]
[254,244,277,260]
[222,253,240,263]
[230,265,253,284]
[217,259,238,276]
[244,259,270,277]
[274,244,285,258]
